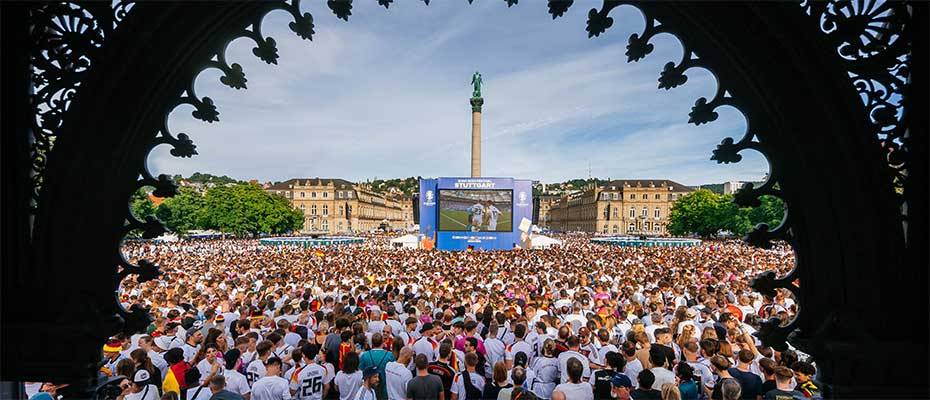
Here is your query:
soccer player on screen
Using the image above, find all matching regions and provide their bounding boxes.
[469,202,485,231]
[487,202,501,231]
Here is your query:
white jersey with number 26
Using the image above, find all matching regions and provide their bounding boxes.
[293,363,327,400]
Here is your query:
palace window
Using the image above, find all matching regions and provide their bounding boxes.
[668,193,673,200]
[655,194,660,200]
[612,192,619,200]
[322,220,328,230]
[338,205,344,215]
[299,192,305,198]
[299,204,305,210]
[322,205,328,215]
[311,205,317,215]
[627,223,635,232]
[311,192,317,198]
[612,225,619,233]
[629,207,635,218]
[600,193,610,200]
[323,192,328,198]
[641,207,648,217]
[612,208,618,218]
[644,221,651,231]
[630,193,636,199]
[337,191,344,199]
[655,208,661,218]
[655,224,662,232]
[602,225,609,233]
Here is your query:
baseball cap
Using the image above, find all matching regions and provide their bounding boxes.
[133,369,150,384]
[611,373,633,388]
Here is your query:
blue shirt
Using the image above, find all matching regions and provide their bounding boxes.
[679,380,700,400]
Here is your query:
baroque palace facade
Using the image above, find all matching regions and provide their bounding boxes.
[266,178,414,233]
[548,179,693,234]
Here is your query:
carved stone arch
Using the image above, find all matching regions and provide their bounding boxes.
[3,1,927,398]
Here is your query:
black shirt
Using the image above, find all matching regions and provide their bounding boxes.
[426,361,455,399]
[592,369,615,399]
[763,389,807,400]
[631,388,662,400]
[728,367,762,399]
[761,379,777,396]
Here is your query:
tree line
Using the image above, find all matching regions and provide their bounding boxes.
[666,189,784,237]
[131,183,303,236]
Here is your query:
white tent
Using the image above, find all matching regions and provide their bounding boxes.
[529,234,562,249]
[390,234,420,249]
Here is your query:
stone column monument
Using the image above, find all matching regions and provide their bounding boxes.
[470,71,484,178]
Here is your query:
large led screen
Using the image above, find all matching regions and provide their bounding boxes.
[438,190,513,232]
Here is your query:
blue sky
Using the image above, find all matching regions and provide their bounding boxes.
[151,0,768,186]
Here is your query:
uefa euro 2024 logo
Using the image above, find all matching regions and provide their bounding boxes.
[517,191,529,207]
[424,190,436,206]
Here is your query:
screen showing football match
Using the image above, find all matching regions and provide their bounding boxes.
[438,190,513,232]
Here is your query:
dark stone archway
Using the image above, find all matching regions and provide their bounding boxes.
[2,1,927,397]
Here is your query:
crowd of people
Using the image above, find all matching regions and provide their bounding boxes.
[30,233,819,400]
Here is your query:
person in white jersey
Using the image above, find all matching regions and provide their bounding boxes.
[291,344,329,400]
[469,203,485,232]
[250,357,292,400]
[551,358,594,400]
[486,202,502,231]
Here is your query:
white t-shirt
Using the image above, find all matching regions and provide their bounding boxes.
[412,337,439,362]
[556,350,591,383]
[352,386,377,400]
[594,343,619,366]
[334,370,363,400]
[384,361,412,399]
[624,358,643,388]
[124,385,159,400]
[451,371,486,400]
[196,359,223,384]
[225,369,252,396]
[148,350,169,379]
[505,340,534,367]
[686,360,715,390]
[184,386,213,400]
[251,375,293,400]
[484,338,506,371]
[246,359,268,387]
[182,342,200,363]
[552,382,594,400]
[292,363,328,400]
[650,367,676,390]
[529,357,559,399]
[497,325,516,346]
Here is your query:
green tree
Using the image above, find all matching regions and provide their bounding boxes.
[747,195,785,227]
[668,190,785,237]
[718,194,752,236]
[200,183,303,236]
[130,188,156,220]
[667,189,722,237]
[154,186,206,234]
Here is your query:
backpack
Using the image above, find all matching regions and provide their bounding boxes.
[511,387,539,400]
[460,371,484,399]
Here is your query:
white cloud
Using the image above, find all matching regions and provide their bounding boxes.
[151,1,767,186]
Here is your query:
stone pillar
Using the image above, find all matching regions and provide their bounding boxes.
[470,97,483,177]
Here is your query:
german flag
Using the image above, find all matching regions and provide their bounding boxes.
[162,362,189,395]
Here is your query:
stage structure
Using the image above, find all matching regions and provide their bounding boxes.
[420,177,533,251]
